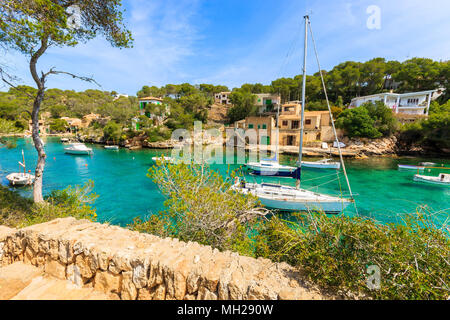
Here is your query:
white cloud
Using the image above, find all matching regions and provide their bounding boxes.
[1,0,203,95]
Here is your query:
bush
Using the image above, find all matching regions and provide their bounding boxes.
[255,211,449,300]
[336,107,382,138]
[0,181,97,228]
[49,118,68,133]
[336,101,398,139]
[128,163,268,255]
[103,121,122,143]
[0,118,23,134]
[144,126,171,142]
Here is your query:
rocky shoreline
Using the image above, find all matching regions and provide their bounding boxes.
[3,132,446,159]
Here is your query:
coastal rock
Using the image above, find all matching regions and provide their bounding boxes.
[44,259,67,280]
[121,271,138,300]
[94,271,122,295]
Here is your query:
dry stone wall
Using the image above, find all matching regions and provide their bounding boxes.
[0,218,323,300]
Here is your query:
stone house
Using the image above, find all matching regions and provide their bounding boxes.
[232,101,336,147]
[28,120,49,135]
[214,92,232,105]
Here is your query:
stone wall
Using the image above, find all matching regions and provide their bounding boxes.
[0,218,324,300]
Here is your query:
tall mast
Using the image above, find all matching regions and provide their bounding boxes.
[296,15,309,188]
[275,93,280,161]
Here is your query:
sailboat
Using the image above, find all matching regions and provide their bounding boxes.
[300,158,341,169]
[6,150,35,186]
[233,16,354,214]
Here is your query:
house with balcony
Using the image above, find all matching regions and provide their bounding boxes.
[232,101,336,147]
[349,90,438,116]
[278,102,335,146]
[255,93,281,114]
[214,92,232,105]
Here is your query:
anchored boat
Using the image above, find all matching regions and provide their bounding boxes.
[246,160,296,176]
[64,143,93,155]
[233,16,354,214]
[300,158,341,170]
[414,173,450,186]
[398,164,425,170]
[6,150,35,186]
[104,145,119,150]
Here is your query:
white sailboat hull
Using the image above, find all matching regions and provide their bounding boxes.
[246,161,296,176]
[64,149,92,155]
[301,161,341,169]
[233,182,352,213]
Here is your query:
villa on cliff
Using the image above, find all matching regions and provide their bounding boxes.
[349,89,444,123]
[214,92,232,105]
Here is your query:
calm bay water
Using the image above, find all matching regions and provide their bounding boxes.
[1,137,449,226]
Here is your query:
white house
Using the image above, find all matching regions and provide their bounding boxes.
[214,92,232,105]
[349,90,437,115]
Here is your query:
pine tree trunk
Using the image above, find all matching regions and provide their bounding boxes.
[29,37,49,203]
[31,88,46,203]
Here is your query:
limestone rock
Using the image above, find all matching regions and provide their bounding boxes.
[44,259,66,280]
[121,271,137,300]
[94,271,122,295]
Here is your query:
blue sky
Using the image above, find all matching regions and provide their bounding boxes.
[2,0,450,95]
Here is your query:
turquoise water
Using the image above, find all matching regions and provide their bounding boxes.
[1,137,449,226]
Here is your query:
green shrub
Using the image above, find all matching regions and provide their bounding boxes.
[255,211,449,300]
[336,101,398,138]
[0,118,23,134]
[128,163,268,255]
[0,181,97,228]
[336,107,382,138]
[144,126,171,142]
[49,118,68,133]
[103,121,122,142]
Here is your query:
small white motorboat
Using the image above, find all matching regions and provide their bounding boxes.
[6,150,35,186]
[398,164,425,170]
[414,173,450,186]
[152,156,175,164]
[104,145,119,150]
[300,158,341,170]
[232,179,352,213]
[246,160,297,177]
[64,143,93,155]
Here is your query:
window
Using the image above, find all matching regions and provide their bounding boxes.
[257,125,260,129]
[248,124,254,129]
[305,119,311,125]
[291,121,300,129]
[262,124,267,129]
[282,121,288,127]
